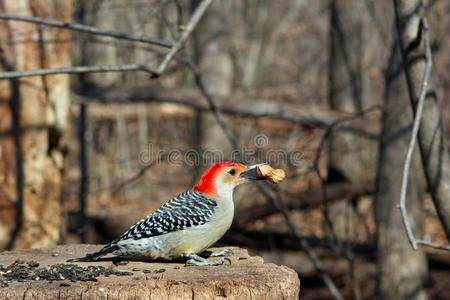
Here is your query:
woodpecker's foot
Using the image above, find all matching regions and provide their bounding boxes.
[182,253,231,266]
[209,248,233,257]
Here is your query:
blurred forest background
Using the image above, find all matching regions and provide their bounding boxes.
[1,0,450,299]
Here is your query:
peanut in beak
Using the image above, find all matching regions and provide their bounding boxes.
[256,164,286,184]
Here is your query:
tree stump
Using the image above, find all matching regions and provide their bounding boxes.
[0,245,299,299]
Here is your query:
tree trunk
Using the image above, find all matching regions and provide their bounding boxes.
[393,0,450,240]
[0,245,300,299]
[0,0,72,249]
[326,0,374,241]
[374,27,428,300]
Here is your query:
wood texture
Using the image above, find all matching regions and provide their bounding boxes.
[0,245,300,299]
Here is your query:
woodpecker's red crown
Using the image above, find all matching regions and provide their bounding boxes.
[193,162,247,196]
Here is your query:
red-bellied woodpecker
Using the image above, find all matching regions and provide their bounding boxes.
[69,162,267,266]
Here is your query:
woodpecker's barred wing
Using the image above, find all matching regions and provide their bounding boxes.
[67,190,218,262]
[114,190,217,242]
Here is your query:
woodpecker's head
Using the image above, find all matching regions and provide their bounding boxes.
[193,162,266,197]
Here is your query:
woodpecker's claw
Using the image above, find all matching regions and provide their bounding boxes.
[183,253,231,266]
[209,248,233,257]
[185,257,230,266]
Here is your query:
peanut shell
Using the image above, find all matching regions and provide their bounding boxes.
[256,164,286,184]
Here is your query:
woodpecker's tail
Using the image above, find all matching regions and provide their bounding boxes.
[67,244,119,262]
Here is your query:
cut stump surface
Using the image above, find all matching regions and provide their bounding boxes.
[0,244,299,299]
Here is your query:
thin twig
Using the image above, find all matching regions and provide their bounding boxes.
[312,104,382,252]
[0,64,157,79]
[88,154,168,195]
[155,0,213,75]
[310,104,381,299]
[347,251,363,300]
[313,104,382,174]
[397,16,450,252]
[161,0,181,40]
[112,156,167,195]
[0,13,172,48]
[258,186,345,300]
[184,59,240,150]
[398,16,431,250]
[0,0,212,80]
[416,240,450,251]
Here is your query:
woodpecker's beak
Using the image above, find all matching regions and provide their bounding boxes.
[239,162,268,181]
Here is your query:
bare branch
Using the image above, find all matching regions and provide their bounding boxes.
[161,0,181,40]
[0,13,172,48]
[235,182,373,226]
[0,64,157,79]
[155,0,214,75]
[87,155,168,195]
[398,16,430,250]
[111,154,168,195]
[398,16,450,252]
[184,59,240,150]
[73,88,380,139]
[0,0,213,80]
[416,240,450,251]
[312,104,381,251]
[313,104,382,175]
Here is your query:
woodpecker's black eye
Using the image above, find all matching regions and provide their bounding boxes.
[228,169,236,175]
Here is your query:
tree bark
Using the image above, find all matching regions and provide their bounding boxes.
[374,26,428,299]
[0,0,72,249]
[393,0,450,240]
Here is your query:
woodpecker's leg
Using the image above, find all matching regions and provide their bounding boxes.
[208,248,233,257]
[182,253,231,266]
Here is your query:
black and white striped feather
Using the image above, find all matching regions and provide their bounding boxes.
[68,190,217,261]
[114,190,217,242]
